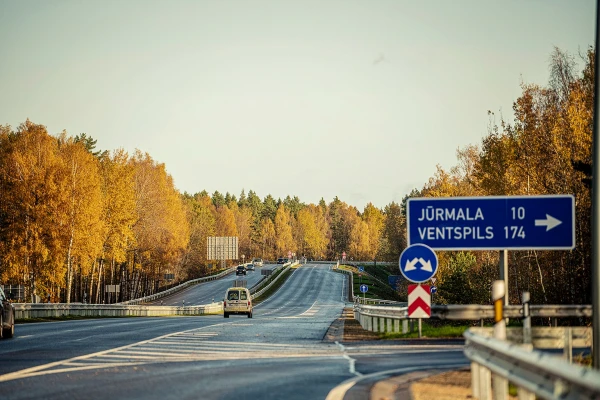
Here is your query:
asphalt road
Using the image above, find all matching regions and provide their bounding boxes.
[146,264,275,306]
[0,264,467,399]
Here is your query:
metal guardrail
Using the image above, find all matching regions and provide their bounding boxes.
[13,302,223,319]
[353,296,405,306]
[469,326,592,363]
[12,262,299,319]
[354,303,593,333]
[249,263,290,295]
[464,329,600,400]
[332,262,354,302]
[119,267,236,305]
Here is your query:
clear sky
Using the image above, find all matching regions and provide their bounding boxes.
[0,0,595,210]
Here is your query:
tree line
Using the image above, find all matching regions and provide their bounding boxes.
[0,122,404,303]
[0,46,593,306]
[422,47,594,306]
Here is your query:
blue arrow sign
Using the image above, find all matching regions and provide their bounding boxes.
[407,195,575,250]
[399,244,438,283]
[358,266,364,272]
[431,286,437,294]
[359,284,368,293]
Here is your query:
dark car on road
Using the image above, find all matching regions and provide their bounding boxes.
[277,258,285,264]
[236,265,247,276]
[0,287,15,339]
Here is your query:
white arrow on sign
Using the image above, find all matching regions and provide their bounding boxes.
[535,214,562,231]
[405,258,432,272]
[418,258,432,272]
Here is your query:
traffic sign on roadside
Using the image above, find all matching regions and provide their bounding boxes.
[408,284,431,318]
[430,286,437,294]
[407,195,575,250]
[388,275,403,289]
[399,244,438,283]
[359,284,368,293]
[358,266,364,272]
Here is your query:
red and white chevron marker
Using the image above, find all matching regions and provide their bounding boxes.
[408,284,431,318]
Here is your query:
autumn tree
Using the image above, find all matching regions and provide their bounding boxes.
[56,133,104,303]
[95,149,137,302]
[274,204,294,257]
[0,121,65,302]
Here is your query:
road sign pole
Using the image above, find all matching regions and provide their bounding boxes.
[593,0,600,370]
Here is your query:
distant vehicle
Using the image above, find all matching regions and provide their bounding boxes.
[252,258,263,267]
[223,287,252,318]
[277,258,285,264]
[0,287,15,339]
[236,265,247,276]
[246,263,255,271]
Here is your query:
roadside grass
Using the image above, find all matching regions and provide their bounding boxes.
[338,264,401,301]
[252,268,294,305]
[380,321,469,339]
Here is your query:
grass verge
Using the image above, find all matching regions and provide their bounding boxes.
[380,321,469,339]
[252,268,294,305]
[338,264,401,301]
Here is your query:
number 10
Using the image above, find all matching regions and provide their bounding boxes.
[511,207,525,220]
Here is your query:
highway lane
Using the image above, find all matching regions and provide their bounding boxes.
[146,264,275,306]
[0,264,467,399]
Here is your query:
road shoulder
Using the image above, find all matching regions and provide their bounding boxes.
[327,307,472,399]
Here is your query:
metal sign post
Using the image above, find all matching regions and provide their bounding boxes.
[360,284,368,302]
[593,0,600,370]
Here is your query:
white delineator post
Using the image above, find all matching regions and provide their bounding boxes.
[492,280,508,400]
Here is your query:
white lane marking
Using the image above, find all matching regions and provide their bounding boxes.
[253,267,301,309]
[74,336,94,342]
[325,363,468,400]
[17,335,33,339]
[0,323,228,383]
[335,341,362,377]
[325,380,357,400]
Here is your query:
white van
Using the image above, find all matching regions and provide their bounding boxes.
[223,287,253,318]
[252,258,263,267]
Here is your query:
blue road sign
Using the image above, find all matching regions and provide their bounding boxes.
[359,284,368,293]
[407,195,575,250]
[431,286,437,294]
[358,266,364,272]
[388,275,403,288]
[399,244,438,283]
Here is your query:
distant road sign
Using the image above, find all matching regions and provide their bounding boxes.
[358,266,364,272]
[407,195,575,250]
[399,244,438,283]
[408,284,431,318]
[359,284,368,293]
[388,275,403,288]
[207,236,239,260]
[430,286,437,294]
